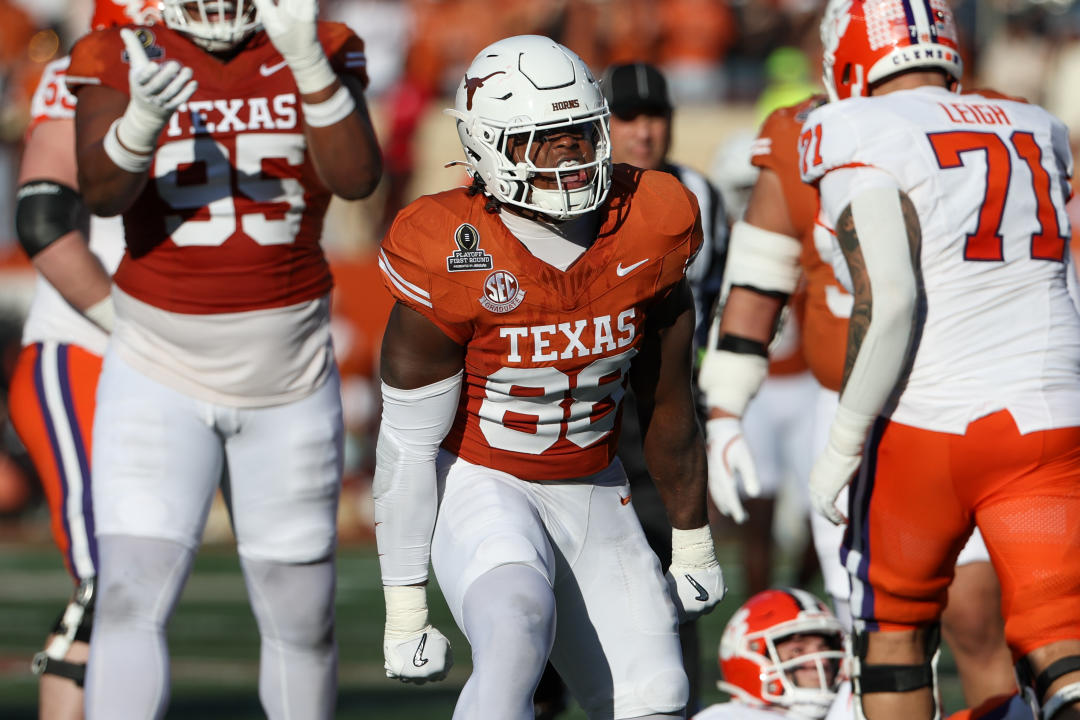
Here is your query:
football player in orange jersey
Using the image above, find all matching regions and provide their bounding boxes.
[800,1,1080,719]
[698,7,1019,720]
[374,35,724,719]
[64,0,381,717]
[7,2,159,718]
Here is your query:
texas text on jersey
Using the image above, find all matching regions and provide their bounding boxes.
[66,22,369,315]
[380,163,703,481]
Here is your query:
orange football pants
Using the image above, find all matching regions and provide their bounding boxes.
[8,342,102,582]
[843,410,1080,659]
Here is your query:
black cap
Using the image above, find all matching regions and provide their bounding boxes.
[601,62,673,116]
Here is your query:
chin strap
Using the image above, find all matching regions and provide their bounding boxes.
[31,577,94,686]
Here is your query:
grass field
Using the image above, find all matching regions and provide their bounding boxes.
[0,539,966,719]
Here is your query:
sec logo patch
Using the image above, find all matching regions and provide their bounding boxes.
[479,270,525,313]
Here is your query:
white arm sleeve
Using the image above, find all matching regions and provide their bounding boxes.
[373,372,463,586]
[824,179,919,453]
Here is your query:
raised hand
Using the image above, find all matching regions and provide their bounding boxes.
[117,28,197,154]
[250,0,335,94]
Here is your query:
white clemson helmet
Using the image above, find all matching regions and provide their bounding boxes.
[719,588,848,720]
[162,0,259,52]
[446,34,612,221]
[820,0,963,102]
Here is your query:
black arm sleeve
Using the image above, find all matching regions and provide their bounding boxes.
[15,181,87,258]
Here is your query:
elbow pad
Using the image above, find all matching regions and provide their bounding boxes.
[15,181,85,258]
[374,372,463,586]
[721,220,803,299]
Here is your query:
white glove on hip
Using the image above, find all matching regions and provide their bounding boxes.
[665,526,726,623]
[251,0,336,94]
[382,586,452,684]
[116,28,197,154]
[705,417,761,525]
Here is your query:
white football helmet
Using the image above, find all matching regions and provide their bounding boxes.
[446,35,612,221]
[719,588,847,720]
[162,0,259,52]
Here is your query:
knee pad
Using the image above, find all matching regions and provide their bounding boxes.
[852,623,941,720]
[32,577,94,686]
[636,666,689,715]
[1019,655,1080,719]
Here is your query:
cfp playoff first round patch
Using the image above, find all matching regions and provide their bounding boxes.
[121,28,166,63]
[446,223,493,272]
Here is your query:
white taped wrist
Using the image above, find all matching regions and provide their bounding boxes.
[383,585,429,638]
[289,51,338,95]
[723,221,803,295]
[302,85,356,128]
[828,403,876,456]
[104,119,153,173]
[671,526,719,569]
[84,295,115,333]
[698,349,769,417]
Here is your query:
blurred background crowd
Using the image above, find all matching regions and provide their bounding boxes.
[2,0,1080,553]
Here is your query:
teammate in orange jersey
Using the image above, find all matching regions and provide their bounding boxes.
[800,1,1080,719]
[6,3,159,718]
[373,35,724,719]
[64,0,381,717]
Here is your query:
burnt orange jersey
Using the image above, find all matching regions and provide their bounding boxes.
[752,94,848,392]
[67,23,368,315]
[380,166,702,481]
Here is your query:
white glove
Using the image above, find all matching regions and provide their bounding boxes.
[382,586,452,684]
[810,405,874,525]
[809,441,860,525]
[251,0,336,94]
[117,28,197,154]
[665,526,726,623]
[705,417,761,525]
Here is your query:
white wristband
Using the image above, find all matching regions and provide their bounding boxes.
[301,85,356,128]
[698,349,769,417]
[103,119,153,173]
[289,50,338,95]
[383,585,429,638]
[84,295,115,333]
[671,525,720,569]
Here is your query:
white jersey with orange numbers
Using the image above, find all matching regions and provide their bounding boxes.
[801,86,1080,434]
[20,56,125,355]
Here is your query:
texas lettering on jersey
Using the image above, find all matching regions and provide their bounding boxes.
[380,165,703,481]
[66,22,369,315]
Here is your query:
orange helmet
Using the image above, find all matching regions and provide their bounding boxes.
[820,0,963,101]
[92,0,163,30]
[719,588,847,719]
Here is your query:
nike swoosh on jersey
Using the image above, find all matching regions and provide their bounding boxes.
[412,633,429,667]
[259,60,289,77]
[615,259,649,277]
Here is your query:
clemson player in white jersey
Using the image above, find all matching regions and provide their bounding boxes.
[6,3,158,718]
[699,86,1018,720]
[693,588,849,720]
[800,2,1080,719]
[63,0,381,717]
[373,35,725,719]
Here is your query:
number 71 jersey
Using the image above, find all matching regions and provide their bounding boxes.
[801,85,1080,435]
[380,166,702,481]
[66,23,369,315]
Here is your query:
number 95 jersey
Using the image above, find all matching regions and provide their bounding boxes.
[66,22,369,315]
[380,166,702,481]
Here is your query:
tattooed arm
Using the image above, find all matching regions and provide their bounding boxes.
[809,185,921,524]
